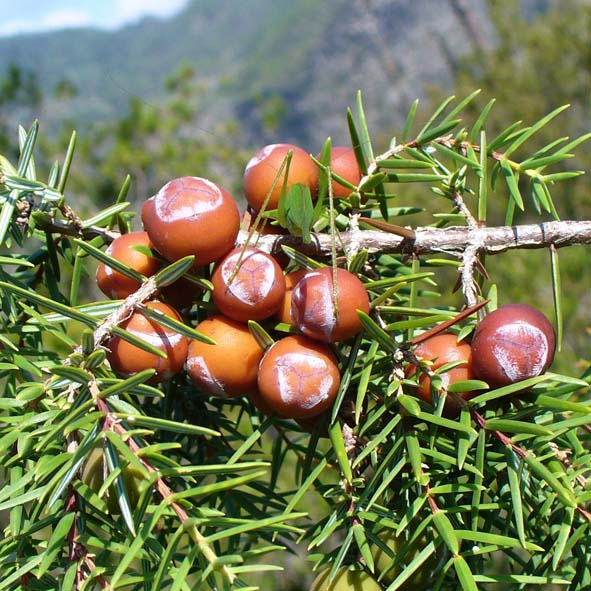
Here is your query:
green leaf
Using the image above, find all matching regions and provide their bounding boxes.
[523,453,577,508]
[469,375,549,405]
[0,555,44,591]
[109,325,169,359]
[153,255,195,288]
[484,419,552,436]
[500,159,524,211]
[97,369,156,399]
[385,541,437,590]
[377,158,433,169]
[57,130,76,193]
[416,119,462,145]
[347,107,369,175]
[386,173,443,183]
[504,104,571,158]
[116,414,219,437]
[404,427,429,486]
[81,202,131,228]
[353,523,374,572]
[417,411,476,434]
[17,120,39,177]
[0,189,18,247]
[401,98,419,143]
[357,311,397,353]
[468,98,496,143]
[356,90,375,163]
[74,238,145,282]
[0,282,94,327]
[487,120,524,153]
[137,303,215,344]
[553,506,575,571]
[104,439,136,535]
[37,512,76,577]
[205,512,305,543]
[432,142,480,169]
[454,555,478,591]
[455,529,542,551]
[283,183,314,243]
[432,511,459,555]
[329,421,353,483]
[355,340,379,423]
[110,505,169,587]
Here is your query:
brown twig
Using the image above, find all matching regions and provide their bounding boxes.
[238,220,591,258]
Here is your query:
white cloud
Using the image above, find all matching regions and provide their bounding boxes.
[0,9,93,37]
[104,0,189,28]
[0,1,189,38]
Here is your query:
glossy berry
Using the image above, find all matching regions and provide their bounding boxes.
[310,567,381,591]
[406,333,474,411]
[186,315,265,398]
[142,176,240,266]
[291,267,370,342]
[257,335,340,419]
[471,303,556,387]
[323,146,362,198]
[96,231,161,299]
[211,247,286,322]
[106,300,188,382]
[243,143,318,211]
[95,230,198,308]
[276,269,308,325]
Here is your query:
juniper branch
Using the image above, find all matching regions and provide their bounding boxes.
[240,219,591,258]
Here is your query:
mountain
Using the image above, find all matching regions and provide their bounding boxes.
[0,0,552,148]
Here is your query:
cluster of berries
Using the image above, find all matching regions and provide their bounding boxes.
[96,141,556,426]
[408,304,556,415]
[97,143,369,422]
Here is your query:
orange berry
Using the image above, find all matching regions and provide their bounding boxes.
[106,300,188,382]
[407,333,474,407]
[243,143,318,211]
[142,176,239,266]
[291,267,370,342]
[276,269,308,325]
[96,231,161,299]
[257,335,340,419]
[211,247,286,322]
[186,315,265,397]
[323,146,362,198]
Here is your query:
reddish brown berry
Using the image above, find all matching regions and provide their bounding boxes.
[323,146,362,198]
[106,300,188,382]
[95,230,199,309]
[211,247,286,323]
[291,267,370,342]
[96,231,161,299]
[142,176,239,266]
[257,335,340,419]
[186,315,265,398]
[243,143,318,211]
[407,333,474,406]
[276,269,308,325]
[471,304,556,387]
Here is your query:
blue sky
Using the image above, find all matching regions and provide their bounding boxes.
[0,0,189,37]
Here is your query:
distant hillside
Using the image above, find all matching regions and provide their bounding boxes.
[0,0,553,149]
